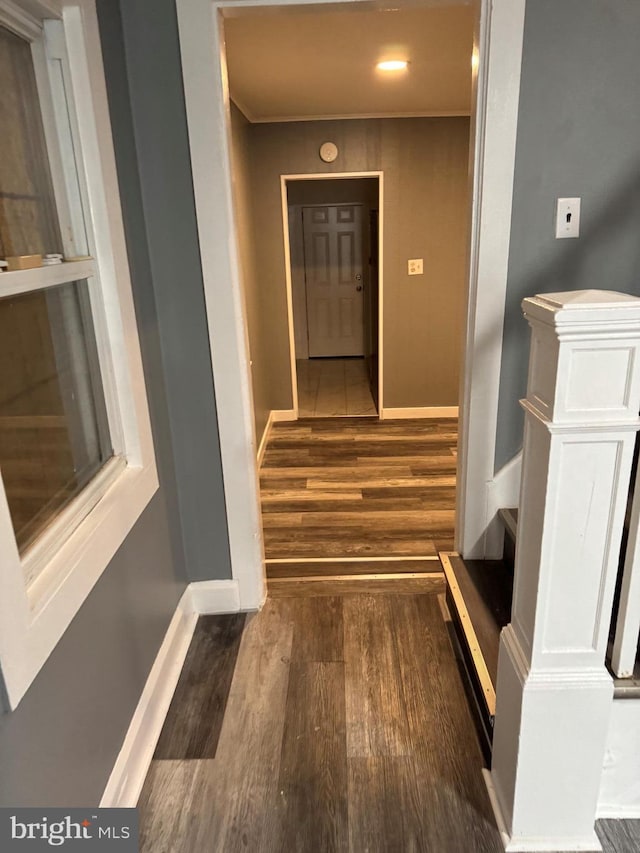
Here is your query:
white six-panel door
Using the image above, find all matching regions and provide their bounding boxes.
[302,204,364,357]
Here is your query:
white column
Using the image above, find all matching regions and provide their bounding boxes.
[490,291,640,852]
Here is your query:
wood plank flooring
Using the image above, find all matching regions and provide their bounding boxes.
[139,593,504,852]
[261,417,457,576]
[139,598,640,852]
[268,573,445,598]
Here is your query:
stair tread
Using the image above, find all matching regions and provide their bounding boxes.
[443,554,513,689]
[267,558,439,578]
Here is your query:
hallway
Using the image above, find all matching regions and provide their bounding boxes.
[138,591,503,852]
[261,417,457,585]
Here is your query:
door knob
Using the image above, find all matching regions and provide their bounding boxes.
[356,285,363,292]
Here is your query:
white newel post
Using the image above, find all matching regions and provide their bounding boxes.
[490,291,640,852]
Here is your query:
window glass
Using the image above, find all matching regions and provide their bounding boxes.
[0,25,62,257]
[0,281,113,551]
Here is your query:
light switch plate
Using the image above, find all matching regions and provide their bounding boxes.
[556,198,580,239]
[408,259,423,275]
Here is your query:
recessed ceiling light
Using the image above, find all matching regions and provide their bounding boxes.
[376,60,408,72]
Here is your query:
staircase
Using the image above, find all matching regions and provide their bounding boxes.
[442,507,640,762]
[450,291,640,846]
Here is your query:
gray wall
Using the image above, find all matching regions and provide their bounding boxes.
[0,498,184,806]
[495,0,640,470]
[0,0,232,806]
[230,116,470,436]
[118,0,231,582]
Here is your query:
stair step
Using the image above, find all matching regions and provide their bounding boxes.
[266,557,440,578]
[440,551,513,759]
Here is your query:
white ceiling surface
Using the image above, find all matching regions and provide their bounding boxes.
[224,5,474,122]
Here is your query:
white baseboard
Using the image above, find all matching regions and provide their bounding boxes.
[597,804,640,819]
[484,770,603,852]
[271,409,297,422]
[189,579,241,614]
[100,579,244,808]
[99,588,197,807]
[381,406,459,419]
[258,410,298,467]
[257,411,274,468]
[597,698,640,819]
[484,452,522,558]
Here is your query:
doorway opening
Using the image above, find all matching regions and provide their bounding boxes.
[282,174,382,418]
[173,0,529,605]
[222,1,472,588]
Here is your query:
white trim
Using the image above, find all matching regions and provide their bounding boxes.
[280,171,384,417]
[597,697,640,819]
[456,0,526,558]
[280,178,299,415]
[242,109,472,124]
[597,804,640,820]
[175,0,525,610]
[0,0,54,40]
[482,769,511,850]
[175,0,265,612]
[0,466,158,709]
[99,589,198,808]
[188,579,243,614]
[0,0,158,710]
[266,555,440,564]
[484,770,603,853]
[100,580,246,809]
[231,89,471,125]
[271,408,297,423]
[257,410,274,468]
[0,259,95,297]
[22,455,126,592]
[32,31,85,258]
[382,406,458,420]
[484,451,522,558]
[258,409,296,470]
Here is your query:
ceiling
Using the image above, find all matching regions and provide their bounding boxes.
[224,4,474,123]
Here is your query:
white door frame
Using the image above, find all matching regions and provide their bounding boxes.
[281,171,383,417]
[175,0,526,607]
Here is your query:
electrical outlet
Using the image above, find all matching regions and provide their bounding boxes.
[556,198,581,239]
[408,259,423,275]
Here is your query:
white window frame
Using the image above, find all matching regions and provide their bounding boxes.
[0,0,158,710]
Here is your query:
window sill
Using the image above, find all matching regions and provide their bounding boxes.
[0,461,158,710]
[0,258,95,297]
[23,454,128,599]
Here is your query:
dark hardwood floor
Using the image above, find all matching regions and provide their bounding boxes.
[261,417,457,577]
[136,416,640,852]
[139,593,503,852]
[139,601,640,852]
[154,614,245,760]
